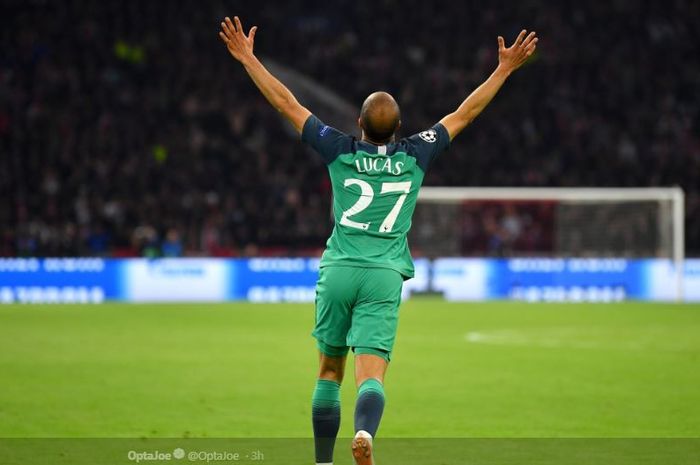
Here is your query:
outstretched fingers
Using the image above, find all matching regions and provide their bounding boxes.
[523,32,538,57]
[498,28,538,69]
[218,31,230,45]
[521,31,537,48]
[525,40,538,56]
[234,16,244,35]
[222,18,235,39]
[511,29,527,48]
[225,16,239,36]
[219,15,257,60]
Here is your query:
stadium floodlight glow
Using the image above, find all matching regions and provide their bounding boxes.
[415,187,685,301]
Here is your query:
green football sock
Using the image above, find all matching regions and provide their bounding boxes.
[312,379,341,464]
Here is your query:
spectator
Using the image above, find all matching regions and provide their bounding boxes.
[1,0,698,256]
[161,228,183,258]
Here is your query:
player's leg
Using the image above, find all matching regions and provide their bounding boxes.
[311,266,357,465]
[347,268,403,464]
[350,353,388,465]
[354,353,388,436]
[313,351,347,465]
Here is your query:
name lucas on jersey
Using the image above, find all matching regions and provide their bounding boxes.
[354,157,404,175]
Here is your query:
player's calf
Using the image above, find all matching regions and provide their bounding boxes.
[312,379,341,464]
[353,378,385,438]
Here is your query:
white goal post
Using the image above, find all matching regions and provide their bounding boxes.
[417,187,685,301]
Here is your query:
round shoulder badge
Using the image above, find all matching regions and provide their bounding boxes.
[418,129,437,143]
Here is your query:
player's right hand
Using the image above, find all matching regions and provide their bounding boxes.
[219,16,257,64]
[497,30,538,73]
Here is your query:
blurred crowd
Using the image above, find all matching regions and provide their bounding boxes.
[2,0,699,257]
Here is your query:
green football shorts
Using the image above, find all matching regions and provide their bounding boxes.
[312,265,403,362]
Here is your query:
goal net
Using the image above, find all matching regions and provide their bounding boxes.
[411,187,685,301]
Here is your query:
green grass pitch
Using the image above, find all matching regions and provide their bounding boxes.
[1,299,699,439]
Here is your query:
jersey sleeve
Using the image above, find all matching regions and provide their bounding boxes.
[405,123,451,172]
[301,114,352,164]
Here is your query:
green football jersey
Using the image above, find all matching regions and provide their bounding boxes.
[302,115,450,278]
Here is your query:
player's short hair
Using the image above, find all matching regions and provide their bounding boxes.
[360,92,401,144]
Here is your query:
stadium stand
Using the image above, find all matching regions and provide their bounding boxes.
[1,0,698,256]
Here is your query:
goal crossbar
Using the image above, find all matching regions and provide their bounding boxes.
[419,187,683,202]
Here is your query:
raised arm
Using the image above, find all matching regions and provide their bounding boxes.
[439,30,538,141]
[219,16,311,134]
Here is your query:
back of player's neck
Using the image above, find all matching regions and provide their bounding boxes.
[362,136,393,146]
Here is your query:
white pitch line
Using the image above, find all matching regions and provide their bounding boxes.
[464,330,645,351]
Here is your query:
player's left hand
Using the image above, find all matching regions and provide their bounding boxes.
[219,16,257,64]
[497,30,538,73]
